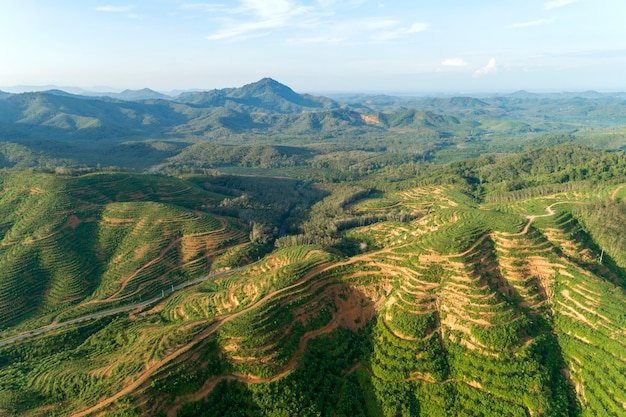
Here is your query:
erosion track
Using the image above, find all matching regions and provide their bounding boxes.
[0,264,255,349]
[611,184,625,201]
[71,259,343,417]
[165,295,352,417]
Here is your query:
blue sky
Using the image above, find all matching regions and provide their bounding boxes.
[1,0,626,93]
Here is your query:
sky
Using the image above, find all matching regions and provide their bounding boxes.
[1,0,626,94]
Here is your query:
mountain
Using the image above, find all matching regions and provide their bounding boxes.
[418,96,489,109]
[378,108,461,128]
[507,90,624,99]
[0,79,345,139]
[0,81,367,168]
[176,77,340,113]
[41,89,81,97]
[2,78,626,173]
[508,89,541,99]
[0,85,98,95]
[0,91,12,100]
[0,91,184,137]
[107,88,171,101]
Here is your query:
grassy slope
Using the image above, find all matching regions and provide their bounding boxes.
[0,172,248,335]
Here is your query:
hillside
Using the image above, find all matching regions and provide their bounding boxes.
[1,145,626,416]
[0,172,253,335]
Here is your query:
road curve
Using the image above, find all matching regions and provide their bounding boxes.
[0,263,254,348]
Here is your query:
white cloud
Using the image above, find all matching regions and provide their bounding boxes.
[282,17,423,46]
[512,18,554,28]
[205,0,314,40]
[370,22,429,41]
[238,0,309,20]
[180,3,229,13]
[201,1,427,44]
[544,0,576,10]
[95,5,134,12]
[441,58,468,67]
[360,18,398,30]
[285,36,346,45]
[474,58,497,76]
[316,0,337,7]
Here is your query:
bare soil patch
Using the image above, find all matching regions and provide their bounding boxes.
[63,214,81,229]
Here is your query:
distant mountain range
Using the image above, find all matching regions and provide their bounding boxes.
[0,78,339,104]
[4,80,626,101]
[2,77,626,171]
[0,78,468,143]
[0,85,175,99]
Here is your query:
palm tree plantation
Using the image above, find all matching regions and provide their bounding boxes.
[1,79,626,416]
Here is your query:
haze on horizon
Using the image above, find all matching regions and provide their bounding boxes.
[2,0,625,94]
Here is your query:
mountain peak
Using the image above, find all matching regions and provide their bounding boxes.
[41,89,81,97]
[114,88,170,101]
[121,88,152,93]
[176,78,338,113]
[235,78,296,97]
[257,77,282,86]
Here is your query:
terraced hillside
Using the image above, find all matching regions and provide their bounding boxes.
[1,177,626,416]
[0,172,249,335]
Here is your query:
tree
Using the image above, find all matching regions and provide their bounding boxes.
[249,221,273,244]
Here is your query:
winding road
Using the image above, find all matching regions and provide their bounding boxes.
[0,264,255,348]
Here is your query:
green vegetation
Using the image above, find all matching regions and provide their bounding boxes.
[575,198,626,268]
[2,79,626,176]
[0,171,249,334]
[2,82,626,416]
